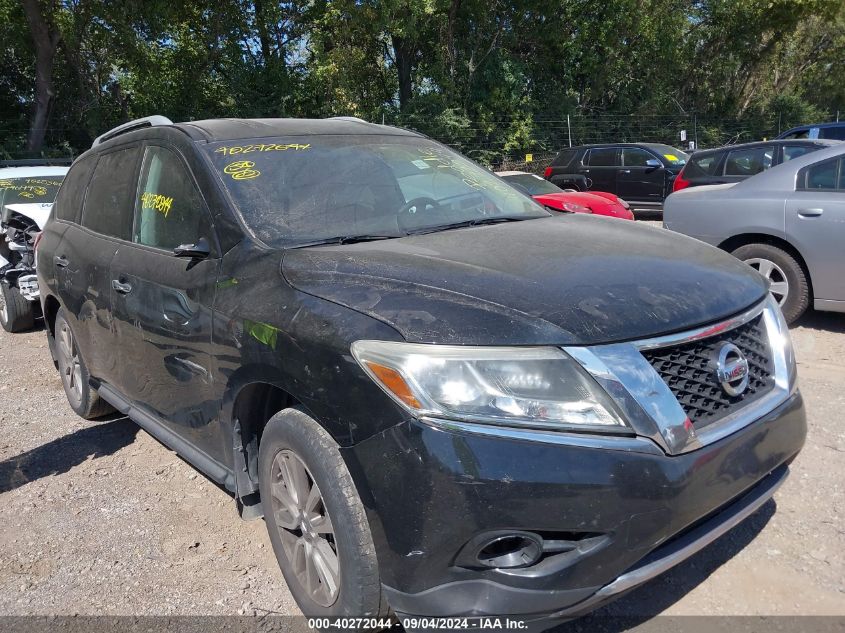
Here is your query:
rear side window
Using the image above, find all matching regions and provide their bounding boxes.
[134,145,214,252]
[55,155,96,222]
[782,128,810,140]
[820,126,845,141]
[801,159,841,190]
[782,145,818,163]
[724,146,774,176]
[586,148,619,167]
[684,153,720,177]
[552,149,577,167]
[81,146,140,240]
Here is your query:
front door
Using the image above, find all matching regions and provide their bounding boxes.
[109,144,222,457]
[617,147,666,202]
[785,156,845,305]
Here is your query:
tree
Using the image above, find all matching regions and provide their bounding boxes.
[20,0,62,153]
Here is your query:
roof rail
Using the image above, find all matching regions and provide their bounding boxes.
[92,115,173,148]
[0,158,74,167]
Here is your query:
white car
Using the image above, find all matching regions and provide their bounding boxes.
[0,164,69,331]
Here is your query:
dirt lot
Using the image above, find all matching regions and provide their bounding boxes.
[0,304,843,624]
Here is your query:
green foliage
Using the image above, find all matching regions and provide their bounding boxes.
[3,0,844,159]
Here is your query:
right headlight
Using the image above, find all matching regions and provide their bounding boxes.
[351,340,628,433]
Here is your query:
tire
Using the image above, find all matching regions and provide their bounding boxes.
[54,309,115,419]
[258,407,389,623]
[731,243,809,324]
[0,281,35,333]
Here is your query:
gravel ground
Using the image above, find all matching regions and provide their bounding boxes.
[0,291,843,623]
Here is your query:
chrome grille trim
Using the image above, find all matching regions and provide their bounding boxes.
[565,296,795,455]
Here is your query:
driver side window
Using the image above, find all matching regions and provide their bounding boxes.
[134,146,215,252]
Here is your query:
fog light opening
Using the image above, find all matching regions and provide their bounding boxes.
[476,534,542,569]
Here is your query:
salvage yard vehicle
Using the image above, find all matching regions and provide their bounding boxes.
[543,143,688,209]
[496,171,634,220]
[671,139,837,192]
[0,162,68,332]
[665,142,845,324]
[38,116,805,628]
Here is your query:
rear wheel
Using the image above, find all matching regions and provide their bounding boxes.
[54,309,114,419]
[0,281,35,333]
[731,243,809,324]
[258,407,389,624]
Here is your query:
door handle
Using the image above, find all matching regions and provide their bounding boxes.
[111,279,133,294]
[54,255,69,268]
[582,169,590,173]
[620,169,631,174]
[797,208,823,217]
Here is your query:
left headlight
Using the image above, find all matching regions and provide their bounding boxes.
[351,341,628,432]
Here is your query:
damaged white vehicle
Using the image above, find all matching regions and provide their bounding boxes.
[0,164,68,332]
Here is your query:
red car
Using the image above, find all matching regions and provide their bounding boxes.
[497,171,635,220]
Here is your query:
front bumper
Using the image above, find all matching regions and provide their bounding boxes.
[342,391,806,619]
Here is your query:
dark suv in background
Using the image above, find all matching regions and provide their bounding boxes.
[543,143,688,208]
[38,116,804,628]
[671,139,837,192]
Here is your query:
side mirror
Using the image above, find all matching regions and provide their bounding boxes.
[645,158,662,168]
[173,237,211,259]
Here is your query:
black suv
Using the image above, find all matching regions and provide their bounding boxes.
[544,143,689,207]
[672,139,836,193]
[38,116,805,627]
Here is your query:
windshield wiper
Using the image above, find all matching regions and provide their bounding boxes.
[288,234,399,249]
[404,216,531,236]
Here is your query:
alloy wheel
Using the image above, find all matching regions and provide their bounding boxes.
[744,257,789,307]
[270,449,339,607]
[58,321,84,404]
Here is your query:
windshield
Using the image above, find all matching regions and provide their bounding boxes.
[500,173,563,196]
[204,136,548,246]
[0,176,64,207]
[649,145,689,166]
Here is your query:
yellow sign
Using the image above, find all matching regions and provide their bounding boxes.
[525,154,533,162]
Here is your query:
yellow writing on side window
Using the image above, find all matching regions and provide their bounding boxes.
[215,143,311,156]
[141,191,174,217]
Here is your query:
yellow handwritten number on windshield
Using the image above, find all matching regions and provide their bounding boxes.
[224,161,261,181]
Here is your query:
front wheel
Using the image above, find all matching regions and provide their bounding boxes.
[731,243,809,324]
[258,407,389,623]
[0,282,35,332]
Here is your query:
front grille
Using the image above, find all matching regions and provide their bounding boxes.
[641,315,774,429]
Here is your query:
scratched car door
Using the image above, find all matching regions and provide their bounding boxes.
[109,143,222,458]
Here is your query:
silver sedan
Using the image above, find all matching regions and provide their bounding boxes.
[664,143,845,323]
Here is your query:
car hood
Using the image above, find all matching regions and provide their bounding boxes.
[3,203,53,230]
[282,215,768,346]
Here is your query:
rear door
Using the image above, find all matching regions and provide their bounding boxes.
[109,143,222,457]
[55,145,141,384]
[618,147,665,201]
[579,147,619,193]
[785,156,845,304]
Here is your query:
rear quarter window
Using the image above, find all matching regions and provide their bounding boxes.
[685,153,721,177]
[55,155,97,222]
[552,149,577,167]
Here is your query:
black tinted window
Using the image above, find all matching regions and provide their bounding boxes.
[820,126,845,141]
[135,146,214,252]
[55,156,96,222]
[82,146,140,239]
[782,145,818,163]
[622,148,657,167]
[685,153,720,177]
[552,149,577,167]
[587,148,619,166]
[803,159,840,190]
[724,146,774,176]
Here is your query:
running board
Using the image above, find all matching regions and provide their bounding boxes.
[97,382,236,491]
